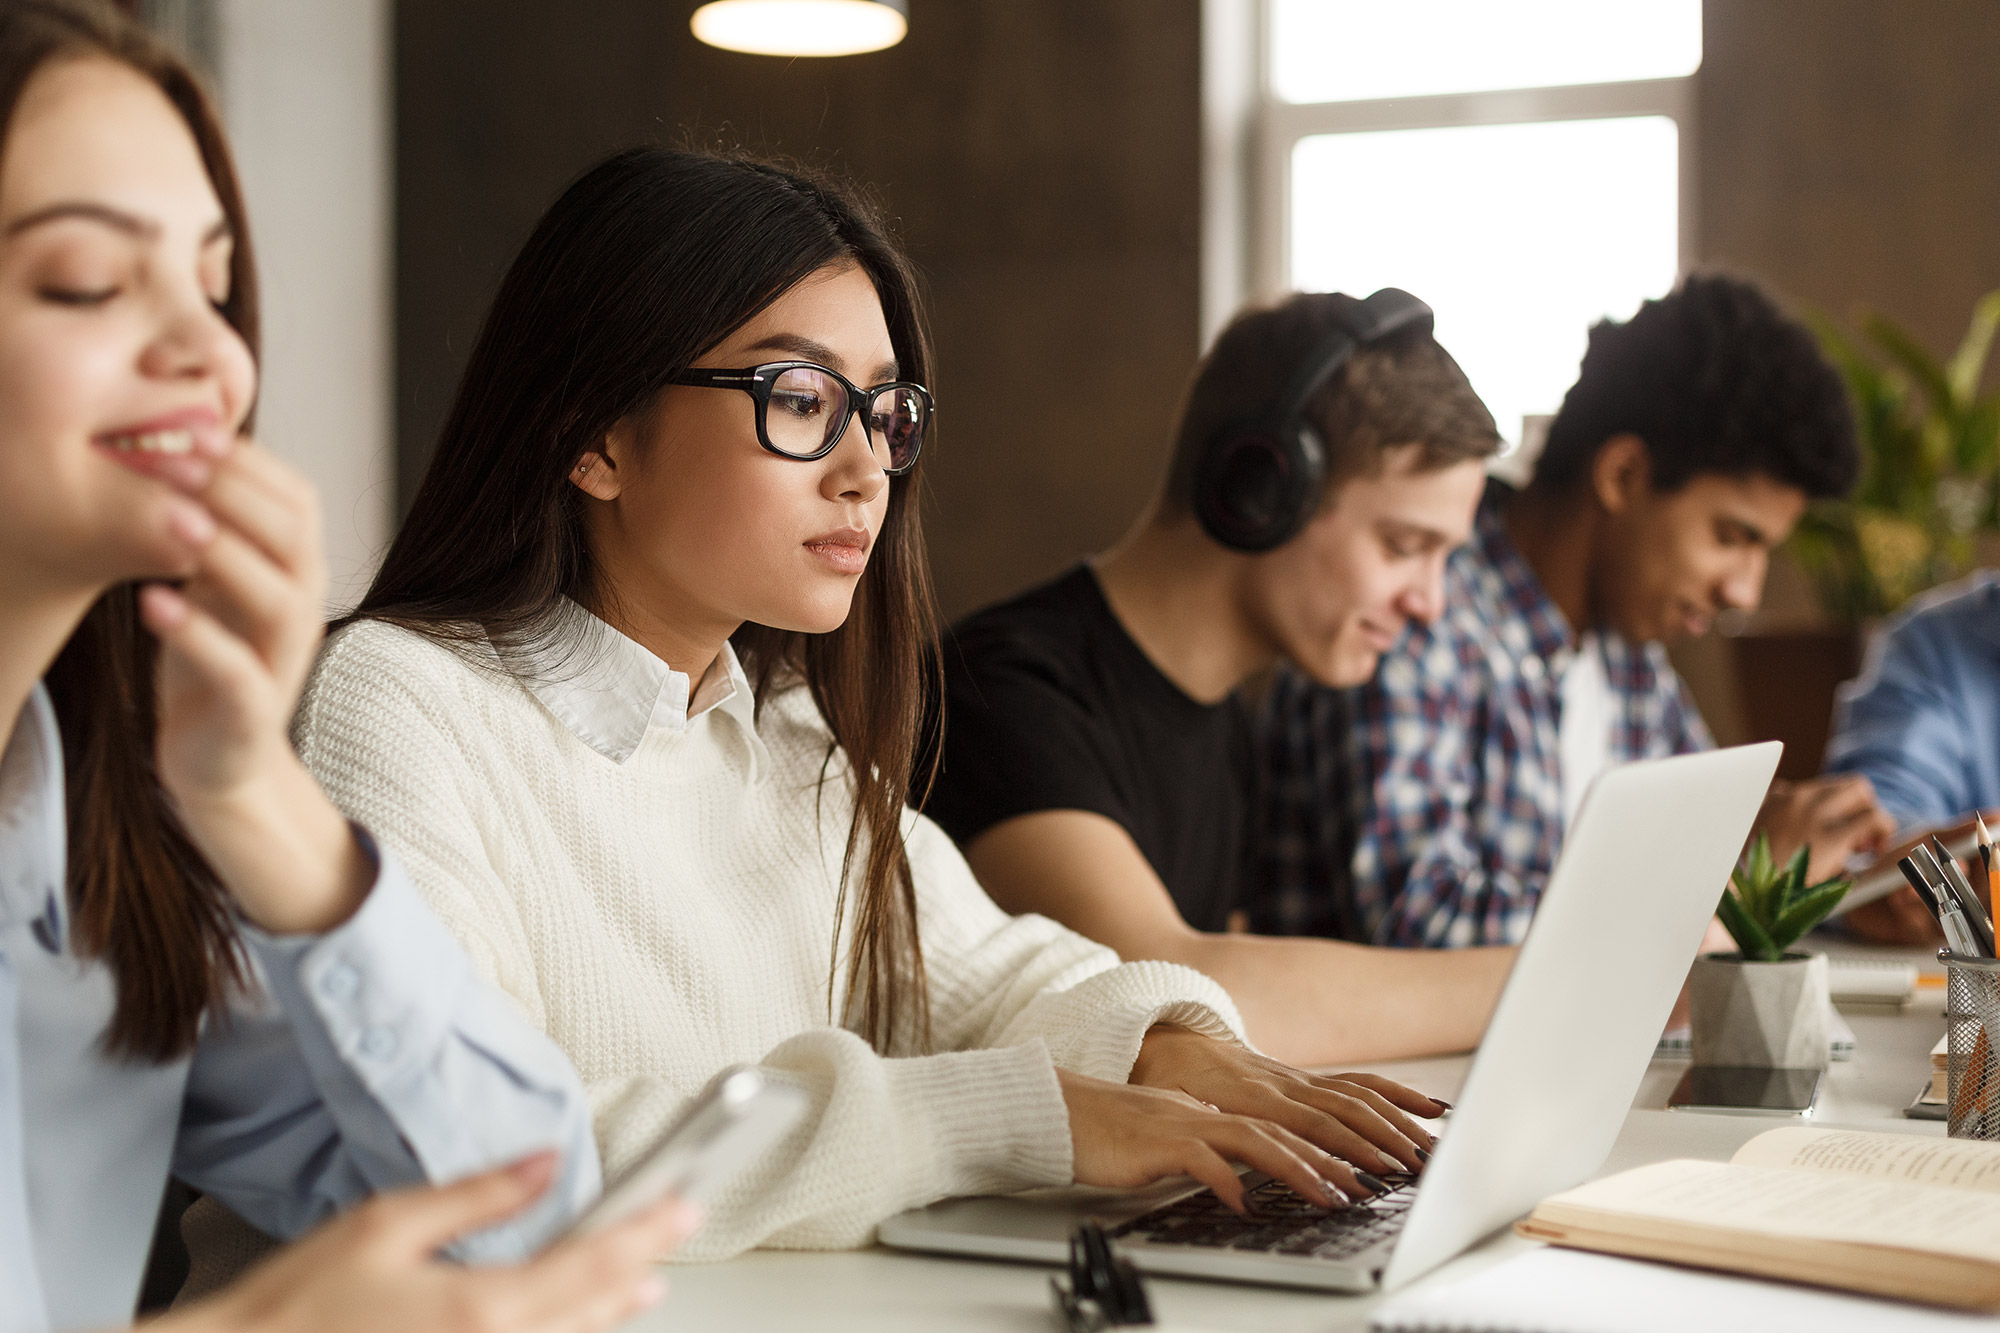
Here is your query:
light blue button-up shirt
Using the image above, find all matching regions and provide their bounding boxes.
[1827,570,2000,826]
[0,684,602,1332]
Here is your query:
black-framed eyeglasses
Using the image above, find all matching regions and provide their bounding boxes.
[669,360,932,475]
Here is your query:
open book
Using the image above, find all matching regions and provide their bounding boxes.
[1517,1128,2000,1310]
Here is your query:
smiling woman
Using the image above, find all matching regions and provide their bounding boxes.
[0,4,704,1331]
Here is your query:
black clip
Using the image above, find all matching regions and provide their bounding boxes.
[1050,1222,1154,1330]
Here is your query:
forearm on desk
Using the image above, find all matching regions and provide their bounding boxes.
[1175,932,1516,1067]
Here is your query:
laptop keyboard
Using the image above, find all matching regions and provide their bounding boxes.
[1109,1174,1417,1261]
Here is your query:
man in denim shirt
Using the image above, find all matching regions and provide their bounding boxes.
[1828,571,2000,824]
[1255,275,1895,948]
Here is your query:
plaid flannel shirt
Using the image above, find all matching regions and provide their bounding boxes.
[1251,485,1712,947]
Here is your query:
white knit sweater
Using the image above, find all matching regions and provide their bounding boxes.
[293,613,1245,1258]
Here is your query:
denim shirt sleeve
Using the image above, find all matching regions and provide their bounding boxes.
[1826,615,1978,826]
[173,830,601,1263]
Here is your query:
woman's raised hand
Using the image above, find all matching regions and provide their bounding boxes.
[162,1153,701,1333]
[137,436,373,934]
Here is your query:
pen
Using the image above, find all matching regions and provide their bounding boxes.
[1913,847,1984,957]
[1898,855,1943,916]
[1930,835,1997,958]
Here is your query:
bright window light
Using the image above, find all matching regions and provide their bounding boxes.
[1289,116,1679,449]
[1271,0,1701,105]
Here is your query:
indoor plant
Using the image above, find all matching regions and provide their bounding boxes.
[1789,290,2000,622]
[1721,292,2000,781]
[1688,836,1852,1069]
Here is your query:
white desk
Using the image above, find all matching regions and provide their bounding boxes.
[633,945,1948,1332]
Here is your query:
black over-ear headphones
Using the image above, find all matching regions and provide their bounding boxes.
[1192,287,1434,553]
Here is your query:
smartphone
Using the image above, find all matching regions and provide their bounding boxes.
[561,1065,808,1239]
[1666,1065,1822,1117]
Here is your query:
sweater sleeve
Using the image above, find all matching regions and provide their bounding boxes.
[587,817,1248,1259]
[902,811,1249,1076]
[296,631,1244,1259]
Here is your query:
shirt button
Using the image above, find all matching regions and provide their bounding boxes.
[359,1027,398,1061]
[1519,655,1545,681]
[319,963,361,1001]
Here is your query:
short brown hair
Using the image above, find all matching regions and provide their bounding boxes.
[1161,292,1500,516]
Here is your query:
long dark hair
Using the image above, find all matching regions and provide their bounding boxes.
[353,149,939,1051]
[8,0,260,1061]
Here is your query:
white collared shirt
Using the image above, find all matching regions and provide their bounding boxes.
[496,600,765,768]
[1557,631,1616,831]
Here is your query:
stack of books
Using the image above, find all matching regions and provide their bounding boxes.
[1908,1034,1949,1119]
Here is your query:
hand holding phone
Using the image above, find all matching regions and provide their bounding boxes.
[562,1066,808,1241]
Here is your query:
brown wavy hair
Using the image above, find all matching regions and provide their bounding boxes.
[349,148,939,1052]
[9,0,260,1060]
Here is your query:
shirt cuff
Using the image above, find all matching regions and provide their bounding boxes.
[238,825,470,1098]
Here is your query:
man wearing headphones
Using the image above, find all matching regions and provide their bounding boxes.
[1251,274,1895,954]
[920,290,1519,1066]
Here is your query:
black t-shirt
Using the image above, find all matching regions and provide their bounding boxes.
[922,564,1252,932]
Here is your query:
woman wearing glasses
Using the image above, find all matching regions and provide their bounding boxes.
[291,147,1445,1258]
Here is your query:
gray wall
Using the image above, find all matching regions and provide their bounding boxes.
[219,0,393,613]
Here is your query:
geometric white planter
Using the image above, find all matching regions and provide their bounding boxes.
[1687,951,1830,1070]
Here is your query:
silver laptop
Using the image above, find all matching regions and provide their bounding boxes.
[880,741,1783,1292]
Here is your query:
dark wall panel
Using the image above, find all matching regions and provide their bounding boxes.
[395,1,1202,618]
[1698,0,2000,373]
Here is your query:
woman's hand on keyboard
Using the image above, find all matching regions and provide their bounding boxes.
[1126,1024,1443,1177]
[1057,1068,1359,1211]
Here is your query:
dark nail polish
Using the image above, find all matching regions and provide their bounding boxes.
[1431,1099,1453,1111]
[1353,1171,1388,1196]
[1415,1146,1431,1164]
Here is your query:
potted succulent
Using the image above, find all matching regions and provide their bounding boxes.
[1688,836,1852,1070]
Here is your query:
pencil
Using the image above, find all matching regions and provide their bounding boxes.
[1979,812,1993,875]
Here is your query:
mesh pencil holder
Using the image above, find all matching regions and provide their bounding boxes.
[1942,952,2000,1140]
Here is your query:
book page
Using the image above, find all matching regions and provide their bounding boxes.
[1541,1159,2000,1262]
[1731,1127,2000,1195]
[1374,1245,1984,1333]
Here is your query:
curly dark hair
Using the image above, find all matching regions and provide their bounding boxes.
[1531,273,1858,500]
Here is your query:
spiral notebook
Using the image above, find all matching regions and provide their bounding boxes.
[1370,1246,1995,1332]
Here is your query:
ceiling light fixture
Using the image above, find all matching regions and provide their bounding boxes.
[690,0,908,58]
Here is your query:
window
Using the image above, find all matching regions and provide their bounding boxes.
[1253,0,1700,453]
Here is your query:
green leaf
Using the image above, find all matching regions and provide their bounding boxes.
[1946,290,2000,406]
[1866,312,1959,417]
[1809,312,1879,402]
[1960,400,2000,479]
[1774,844,1814,915]
[1767,878,1854,954]
[1718,888,1782,962]
[1745,834,1773,892]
